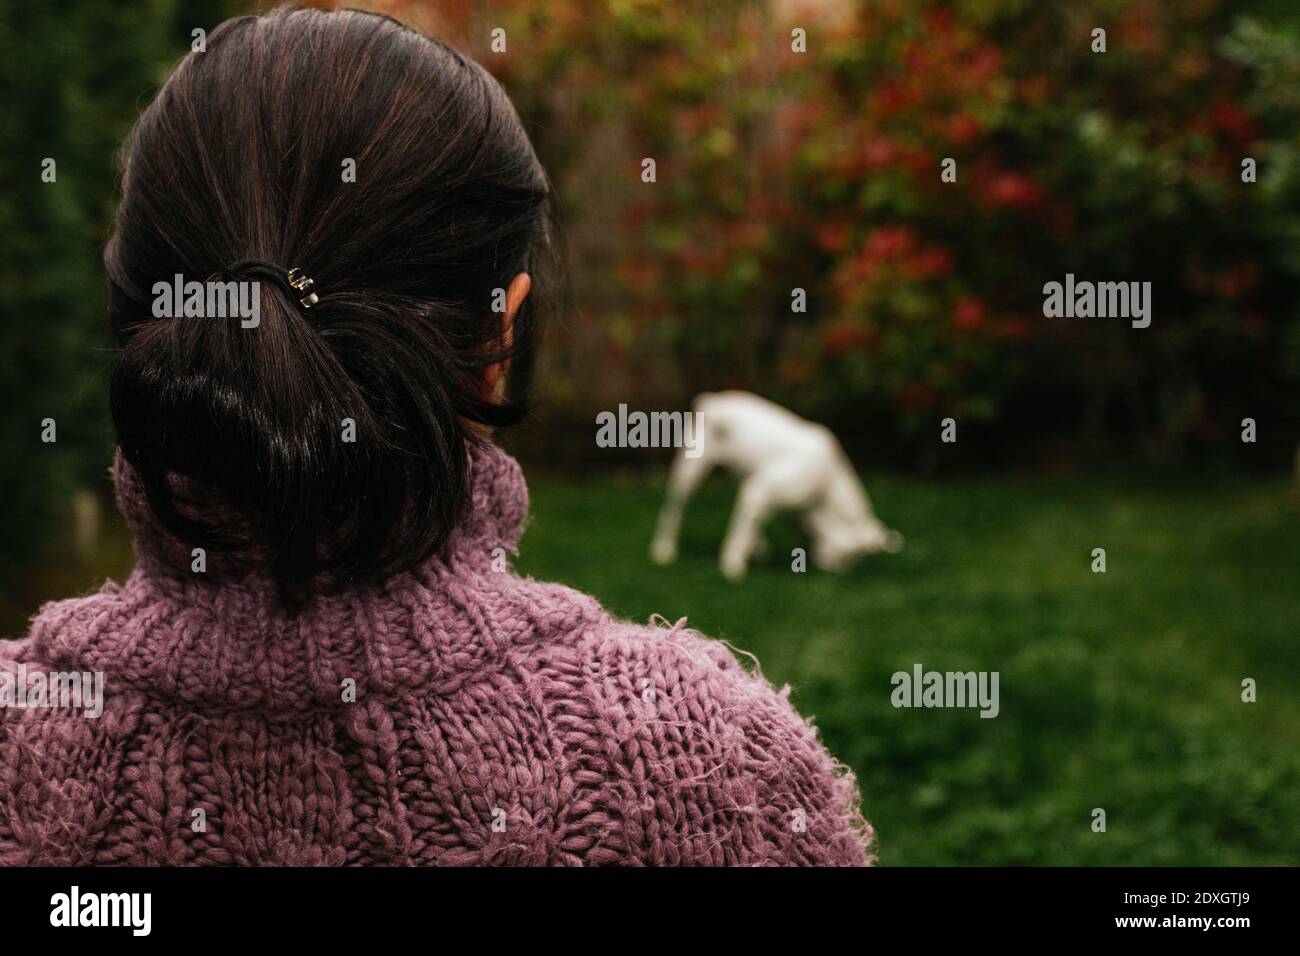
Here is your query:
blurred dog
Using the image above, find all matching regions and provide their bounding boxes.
[650,391,902,579]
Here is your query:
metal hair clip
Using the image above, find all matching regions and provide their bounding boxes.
[287,268,319,309]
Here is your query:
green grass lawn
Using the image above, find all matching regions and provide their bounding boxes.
[516,467,1300,865]
[4,465,1296,865]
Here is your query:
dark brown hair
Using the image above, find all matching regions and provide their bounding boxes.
[105,6,550,606]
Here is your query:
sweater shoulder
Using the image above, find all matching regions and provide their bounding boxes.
[520,612,873,865]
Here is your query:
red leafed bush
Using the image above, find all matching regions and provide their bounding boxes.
[393,0,1300,463]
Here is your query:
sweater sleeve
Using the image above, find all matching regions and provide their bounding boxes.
[550,618,873,866]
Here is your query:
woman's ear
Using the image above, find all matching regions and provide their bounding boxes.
[483,272,531,398]
[504,271,531,335]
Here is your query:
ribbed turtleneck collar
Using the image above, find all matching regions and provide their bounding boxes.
[111,439,530,582]
[27,440,602,715]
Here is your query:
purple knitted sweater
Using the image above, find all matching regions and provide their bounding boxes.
[0,442,871,865]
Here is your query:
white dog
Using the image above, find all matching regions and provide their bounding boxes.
[650,391,902,579]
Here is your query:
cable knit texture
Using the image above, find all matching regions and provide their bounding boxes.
[0,442,872,866]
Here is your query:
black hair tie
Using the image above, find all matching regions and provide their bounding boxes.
[225,259,319,311]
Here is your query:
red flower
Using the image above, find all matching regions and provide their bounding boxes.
[954,297,985,330]
[1209,96,1257,145]
[987,172,1044,210]
[969,45,1004,81]
[822,322,871,355]
[876,82,911,114]
[902,147,935,180]
[907,246,954,280]
[947,113,981,145]
[1118,13,1160,54]
[816,220,852,253]
[864,225,919,260]
[862,136,899,169]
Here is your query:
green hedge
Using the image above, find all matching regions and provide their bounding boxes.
[0,0,230,585]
